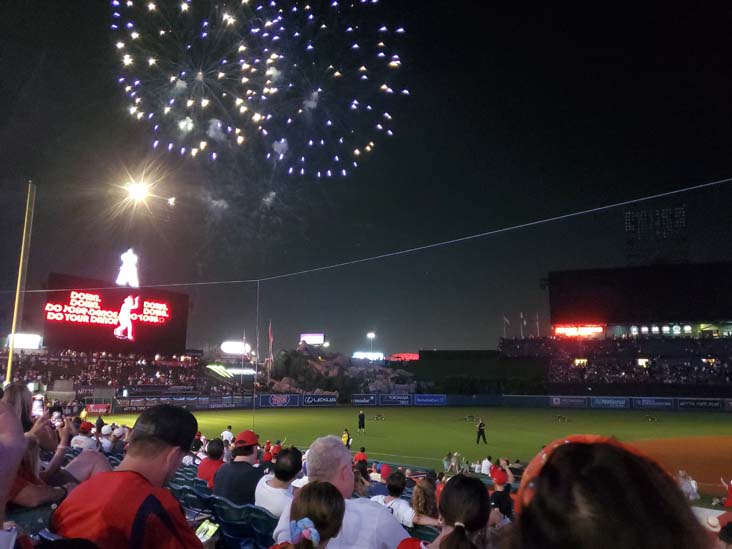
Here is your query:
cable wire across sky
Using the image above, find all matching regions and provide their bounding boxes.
[11,174,732,294]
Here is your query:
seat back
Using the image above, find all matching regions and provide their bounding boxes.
[410,525,441,542]
[209,497,277,549]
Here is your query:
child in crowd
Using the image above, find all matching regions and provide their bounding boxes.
[270,481,345,549]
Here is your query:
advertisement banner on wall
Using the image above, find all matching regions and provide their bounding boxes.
[590,397,630,409]
[677,398,722,410]
[413,394,448,406]
[549,396,588,408]
[632,397,674,410]
[259,394,301,408]
[85,403,111,414]
[380,394,412,406]
[302,394,338,407]
[724,399,732,412]
[351,394,377,406]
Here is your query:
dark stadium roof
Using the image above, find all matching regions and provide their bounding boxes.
[548,262,732,325]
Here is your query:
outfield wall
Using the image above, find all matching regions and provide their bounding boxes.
[112,393,732,413]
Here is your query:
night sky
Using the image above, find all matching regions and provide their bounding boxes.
[2,1,732,356]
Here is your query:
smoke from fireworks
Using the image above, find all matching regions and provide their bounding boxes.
[110,0,409,177]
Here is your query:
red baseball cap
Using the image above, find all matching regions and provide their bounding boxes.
[234,430,260,447]
[491,468,508,486]
[79,421,94,433]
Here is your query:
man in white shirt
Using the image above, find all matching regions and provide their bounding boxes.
[220,425,234,444]
[371,471,441,529]
[70,422,97,451]
[255,447,302,517]
[99,425,113,453]
[273,435,409,548]
[481,455,493,475]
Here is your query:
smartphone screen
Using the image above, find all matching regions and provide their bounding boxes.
[195,520,219,542]
[31,396,45,418]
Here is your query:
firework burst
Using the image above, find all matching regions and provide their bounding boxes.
[110,0,408,176]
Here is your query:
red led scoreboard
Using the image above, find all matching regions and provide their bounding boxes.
[43,273,189,353]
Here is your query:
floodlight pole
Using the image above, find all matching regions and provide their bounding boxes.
[252,281,260,430]
[6,181,36,386]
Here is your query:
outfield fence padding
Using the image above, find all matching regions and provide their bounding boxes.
[111,394,732,413]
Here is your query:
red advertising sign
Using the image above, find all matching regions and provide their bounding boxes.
[85,404,111,414]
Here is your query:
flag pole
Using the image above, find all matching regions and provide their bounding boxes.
[520,313,524,338]
[536,312,541,337]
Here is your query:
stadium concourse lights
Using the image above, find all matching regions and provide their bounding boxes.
[6,333,42,350]
[206,364,256,378]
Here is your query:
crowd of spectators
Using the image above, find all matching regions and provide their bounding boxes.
[2,379,732,547]
[500,337,732,386]
[0,349,251,396]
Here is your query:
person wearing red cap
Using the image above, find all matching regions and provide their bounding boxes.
[213,429,264,505]
[70,421,97,451]
[489,458,515,520]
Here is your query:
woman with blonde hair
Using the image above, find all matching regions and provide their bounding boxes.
[411,478,439,519]
[270,481,345,549]
[8,418,111,510]
[2,381,57,451]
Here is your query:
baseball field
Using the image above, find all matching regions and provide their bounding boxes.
[105,406,732,497]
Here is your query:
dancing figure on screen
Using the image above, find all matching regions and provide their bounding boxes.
[114,295,139,341]
[116,248,139,288]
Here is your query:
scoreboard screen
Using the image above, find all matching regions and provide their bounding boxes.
[43,273,189,353]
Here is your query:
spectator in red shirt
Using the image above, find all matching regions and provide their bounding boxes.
[52,404,203,549]
[197,438,225,489]
[353,447,367,464]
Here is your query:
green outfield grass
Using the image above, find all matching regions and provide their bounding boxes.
[104,407,732,469]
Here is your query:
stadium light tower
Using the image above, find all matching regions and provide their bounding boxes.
[367,331,376,352]
[126,181,149,202]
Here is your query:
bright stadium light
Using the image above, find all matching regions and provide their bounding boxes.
[353,351,384,361]
[323,341,330,348]
[367,331,376,352]
[221,341,251,355]
[7,333,42,350]
[126,181,149,201]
